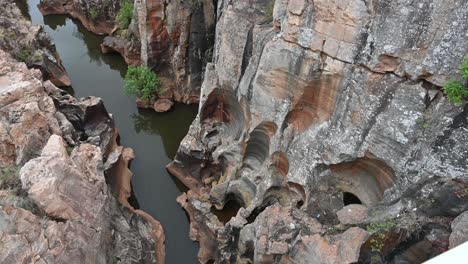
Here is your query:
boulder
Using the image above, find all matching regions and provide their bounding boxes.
[153,98,174,112]
[337,204,368,225]
[449,211,468,249]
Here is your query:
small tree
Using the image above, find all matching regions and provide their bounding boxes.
[124,65,161,100]
[443,58,468,105]
[117,0,134,29]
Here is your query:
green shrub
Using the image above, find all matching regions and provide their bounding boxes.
[0,166,21,191]
[17,46,33,63]
[366,220,396,252]
[89,7,99,20]
[124,65,161,100]
[443,80,468,105]
[443,58,468,105]
[117,0,134,29]
[461,58,468,79]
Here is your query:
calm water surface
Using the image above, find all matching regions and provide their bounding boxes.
[20,0,199,262]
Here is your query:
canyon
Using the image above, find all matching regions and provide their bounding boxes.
[1,0,468,263]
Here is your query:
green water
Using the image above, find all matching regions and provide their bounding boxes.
[20,0,199,262]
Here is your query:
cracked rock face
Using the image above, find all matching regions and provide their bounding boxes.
[0,50,161,263]
[0,1,70,87]
[169,0,468,263]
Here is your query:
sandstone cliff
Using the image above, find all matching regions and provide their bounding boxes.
[168,0,468,263]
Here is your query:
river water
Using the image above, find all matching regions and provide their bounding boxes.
[20,0,199,262]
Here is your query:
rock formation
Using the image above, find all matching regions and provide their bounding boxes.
[0,46,163,262]
[168,0,468,263]
[39,0,216,104]
[0,0,70,87]
[39,0,120,34]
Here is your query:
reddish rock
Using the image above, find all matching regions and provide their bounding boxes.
[101,36,141,66]
[153,98,174,112]
[136,97,151,109]
[337,204,368,225]
[292,227,369,264]
[38,0,117,35]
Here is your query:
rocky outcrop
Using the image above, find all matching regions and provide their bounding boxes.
[38,0,216,104]
[449,211,468,249]
[0,49,163,263]
[169,0,468,263]
[39,0,120,34]
[0,1,70,87]
[101,35,141,65]
[134,0,216,103]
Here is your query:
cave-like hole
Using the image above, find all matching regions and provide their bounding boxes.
[211,196,242,224]
[343,192,362,206]
[296,200,304,208]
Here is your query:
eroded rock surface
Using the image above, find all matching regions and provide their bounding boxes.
[0,50,162,263]
[39,0,216,104]
[0,0,70,86]
[169,0,468,263]
[134,0,216,103]
[39,0,119,34]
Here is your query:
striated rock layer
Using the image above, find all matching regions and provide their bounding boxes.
[169,0,468,263]
[0,49,164,263]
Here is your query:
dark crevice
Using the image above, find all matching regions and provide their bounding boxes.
[211,195,243,224]
[343,192,362,206]
[239,26,254,82]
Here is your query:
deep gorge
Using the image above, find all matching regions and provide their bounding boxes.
[1,0,467,263]
[9,0,200,262]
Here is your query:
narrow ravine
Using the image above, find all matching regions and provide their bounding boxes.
[20,0,199,262]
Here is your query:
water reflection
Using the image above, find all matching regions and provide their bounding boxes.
[43,15,66,30]
[132,105,198,159]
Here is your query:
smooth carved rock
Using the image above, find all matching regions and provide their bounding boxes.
[336,204,368,225]
[169,0,468,262]
[101,36,141,66]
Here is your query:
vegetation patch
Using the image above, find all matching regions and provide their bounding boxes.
[265,0,275,23]
[17,46,33,63]
[366,220,396,252]
[117,0,134,29]
[89,7,99,21]
[443,58,468,105]
[0,166,21,191]
[124,65,161,100]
